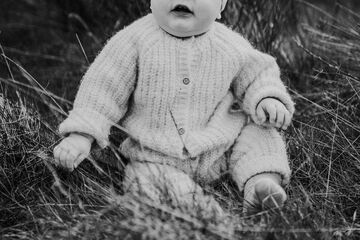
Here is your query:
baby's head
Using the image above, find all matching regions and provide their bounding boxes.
[151,0,227,38]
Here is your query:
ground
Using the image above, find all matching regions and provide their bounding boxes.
[0,0,359,239]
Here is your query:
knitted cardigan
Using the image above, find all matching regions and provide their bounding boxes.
[59,14,295,162]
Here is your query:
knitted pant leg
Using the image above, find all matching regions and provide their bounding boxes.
[229,123,291,192]
[123,162,223,214]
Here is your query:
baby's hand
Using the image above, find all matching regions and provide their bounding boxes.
[53,133,93,171]
[256,98,291,130]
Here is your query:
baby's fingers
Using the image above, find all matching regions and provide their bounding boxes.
[53,145,61,161]
[73,153,88,169]
[275,109,285,129]
[63,151,81,171]
[54,147,78,171]
[256,106,266,124]
[53,144,67,163]
[266,105,277,125]
[53,140,71,162]
[282,112,292,130]
[57,148,69,166]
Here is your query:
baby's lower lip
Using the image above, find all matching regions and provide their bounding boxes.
[171,10,193,17]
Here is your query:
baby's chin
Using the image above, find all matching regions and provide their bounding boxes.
[160,25,209,38]
[155,18,209,37]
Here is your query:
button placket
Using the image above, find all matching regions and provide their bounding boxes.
[170,40,197,157]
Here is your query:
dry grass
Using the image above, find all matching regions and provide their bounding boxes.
[0,0,360,239]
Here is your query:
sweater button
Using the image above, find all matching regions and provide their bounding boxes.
[178,128,185,135]
[183,78,190,85]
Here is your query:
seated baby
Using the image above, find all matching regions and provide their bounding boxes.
[54,0,295,214]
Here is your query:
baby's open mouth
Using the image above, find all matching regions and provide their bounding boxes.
[171,4,193,14]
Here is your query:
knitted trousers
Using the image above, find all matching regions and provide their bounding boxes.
[123,161,224,215]
[122,123,291,208]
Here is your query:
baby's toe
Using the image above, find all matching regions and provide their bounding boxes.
[243,189,261,215]
[255,179,287,210]
[243,200,261,215]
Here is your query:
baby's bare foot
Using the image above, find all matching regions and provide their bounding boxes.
[243,174,287,214]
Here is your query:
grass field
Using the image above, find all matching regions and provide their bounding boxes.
[0,0,359,239]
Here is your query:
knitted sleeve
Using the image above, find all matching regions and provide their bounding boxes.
[59,28,138,148]
[233,48,295,124]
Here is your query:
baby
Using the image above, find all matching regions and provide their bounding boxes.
[54,0,294,214]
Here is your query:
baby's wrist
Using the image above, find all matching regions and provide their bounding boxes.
[258,97,284,107]
[69,132,94,143]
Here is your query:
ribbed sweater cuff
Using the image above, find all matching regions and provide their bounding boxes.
[231,154,291,192]
[243,82,295,125]
[59,108,112,148]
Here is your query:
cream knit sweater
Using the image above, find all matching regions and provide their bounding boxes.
[59,14,294,170]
